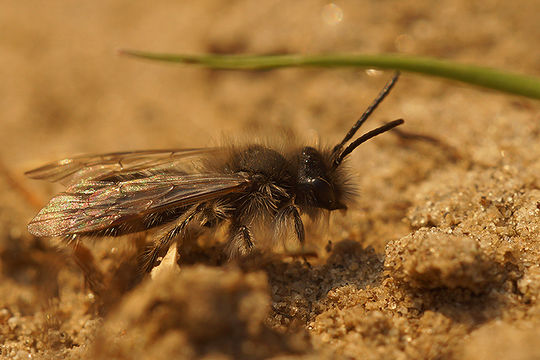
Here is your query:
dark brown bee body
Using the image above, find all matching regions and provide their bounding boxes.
[26,73,403,272]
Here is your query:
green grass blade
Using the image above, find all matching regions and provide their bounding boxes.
[120,50,540,100]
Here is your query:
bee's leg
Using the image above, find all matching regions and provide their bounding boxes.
[276,205,312,266]
[275,205,305,246]
[68,236,106,296]
[226,224,254,259]
[142,207,199,273]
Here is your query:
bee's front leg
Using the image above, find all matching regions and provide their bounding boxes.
[274,204,305,246]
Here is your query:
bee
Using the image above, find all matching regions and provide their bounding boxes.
[26,73,403,273]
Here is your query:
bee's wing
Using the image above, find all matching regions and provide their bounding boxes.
[25,149,217,186]
[28,173,249,237]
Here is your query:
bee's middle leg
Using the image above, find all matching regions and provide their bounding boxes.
[226,224,254,259]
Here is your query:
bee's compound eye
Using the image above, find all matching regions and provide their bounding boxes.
[302,177,344,210]
[310,177,331,196]
[310,177,337,210]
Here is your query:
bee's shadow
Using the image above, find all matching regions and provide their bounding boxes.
[85,238,383,318]
[246,240,385,324]
[155,238,385,325]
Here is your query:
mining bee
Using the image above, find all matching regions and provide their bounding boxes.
[27,73,403,272]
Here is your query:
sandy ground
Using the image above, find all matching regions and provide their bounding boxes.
[1,0,539,359]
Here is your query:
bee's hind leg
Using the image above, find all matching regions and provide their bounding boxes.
[68,236,106,296]
[141,206,199,274]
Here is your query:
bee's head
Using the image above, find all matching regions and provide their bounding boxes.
[297,146,347,211]
[297,72,404,211]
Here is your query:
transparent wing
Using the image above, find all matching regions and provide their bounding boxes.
[28,172,249,237]
[25,148,217,186]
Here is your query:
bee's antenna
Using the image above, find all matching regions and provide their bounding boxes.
[333,119,404,168]
[332,72,400,156]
